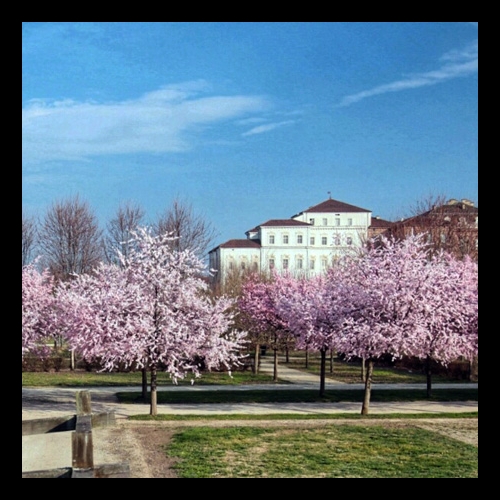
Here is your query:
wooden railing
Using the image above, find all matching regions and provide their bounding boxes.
[22,390,130,478]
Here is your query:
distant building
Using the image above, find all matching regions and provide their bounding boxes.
[208,198,394,286]
[387,198,478,260]
[368,215,394,239]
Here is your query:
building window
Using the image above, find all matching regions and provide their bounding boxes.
[297,258,303,269]
[321,258,328,269]
[297,235,303,244]
[321,236,328,245]
[346,237,353,245]
[335,236,341,246]
[241,261,246,269]
[229,261,234,270]
[283,258,289,270]
[310,236,315,245]
[322,218,328,226]
[283,235,289,244]
[309,218,315,225]
[269,258,275,269]
[309,259,315,270]
[347,218,353,226]
[252,262,258,272]
[335,218,341,226]
[269,235,275,244]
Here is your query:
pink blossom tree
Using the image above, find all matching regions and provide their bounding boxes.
[238,272,297,381]
[398,251,478,396]
[58,228,248,415]
[335,235,431,414]
[336,234,478,414]
[22,263,55,359]
[276,271,352,397]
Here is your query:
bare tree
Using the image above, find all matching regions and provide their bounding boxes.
[104,201,146,266]
[102,201,147,386]
[154,197,218,261]
[38,195,104,281]
[22,211,38,267]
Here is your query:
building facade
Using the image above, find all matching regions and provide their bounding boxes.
[387,198,478,261]
[208,198,393,285]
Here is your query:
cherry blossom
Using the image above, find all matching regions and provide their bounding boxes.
[57,227,248,415]
[22,263,55,359]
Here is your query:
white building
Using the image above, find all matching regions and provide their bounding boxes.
[208,198,393,286]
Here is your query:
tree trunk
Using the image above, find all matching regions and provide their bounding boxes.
[426,356,432,398]
[469,355,478,382]
[305,347,309,369]
[254,344,260,375]
[329,349,334,374]
[70,349,75,371]
[319,348,327,397]
[150,367,158,416]
[285,346,290,363]
[273,347,279,382]
[361,359,374,416]
[142,368,148,401]
[361,357,366,382]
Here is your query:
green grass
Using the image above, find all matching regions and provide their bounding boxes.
[130,411,478,422]
[116,387,478,405]
[22,351,477,478]
[22,354,474,387]
[164,423,478,478]
[21,369,277,387]
[284,354,470,384]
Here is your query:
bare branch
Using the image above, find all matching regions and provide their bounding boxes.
[104,201,146,266]
[38,195,104,281]
[154,197,219,261]
[22,211,38,267]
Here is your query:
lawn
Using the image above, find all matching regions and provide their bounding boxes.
[162,422,478,478]
[22,351,474,387]
[283,352,473,384]
[22,351,477,407]
[117,387,478,405]
[21,368,278,387]
[22,351,478,478]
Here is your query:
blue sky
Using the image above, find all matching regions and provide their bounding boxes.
[22,22,478,249]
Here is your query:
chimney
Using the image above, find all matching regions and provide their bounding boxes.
[461,199,475,207]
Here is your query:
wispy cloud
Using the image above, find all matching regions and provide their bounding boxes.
[337,40,478,108]
[242,120,296,137]
[236,117,268,126]
[22,81,269,165]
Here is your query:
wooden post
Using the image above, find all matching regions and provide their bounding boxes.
[22,390,129,478]
[72,391,94,477]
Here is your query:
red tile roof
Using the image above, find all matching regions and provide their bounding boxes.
[258,219,311,227]
[294,198,371,215]
[217,239,262,250]
[398,202,478,225]
[369,217,394,228]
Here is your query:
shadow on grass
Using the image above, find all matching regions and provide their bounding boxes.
[117,388,478,405]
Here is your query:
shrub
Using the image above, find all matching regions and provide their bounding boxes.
[22,355,65,372]
[395,356,474,381]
